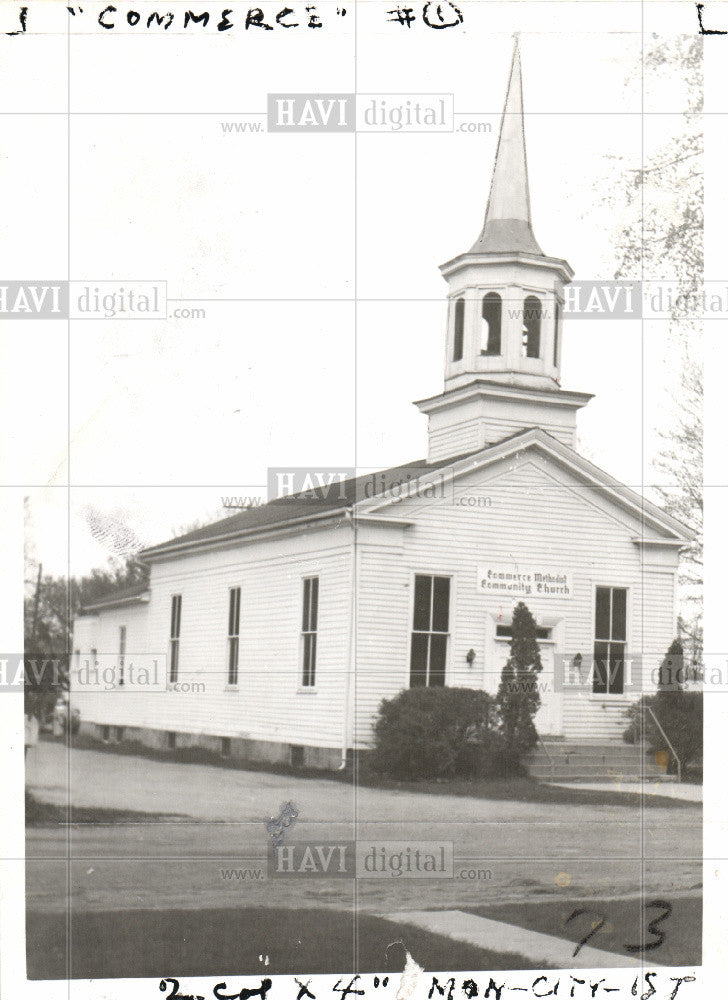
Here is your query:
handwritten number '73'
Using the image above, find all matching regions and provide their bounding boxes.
[565,900,673,958]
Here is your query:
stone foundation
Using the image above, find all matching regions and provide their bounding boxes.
[78,720,343,770]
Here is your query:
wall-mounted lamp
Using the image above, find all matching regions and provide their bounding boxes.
[572,652,583,682]
[466,649,476,666]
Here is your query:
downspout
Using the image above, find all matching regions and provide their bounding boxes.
[339,509,356,770]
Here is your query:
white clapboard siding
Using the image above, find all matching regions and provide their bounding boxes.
[354,450,679,746]
[71,602,150,724]
[72,525,352,748]
[72,444,681,753]
[428,419,482,462]
[428,414,575,462]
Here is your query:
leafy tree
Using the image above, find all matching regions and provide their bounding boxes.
[624,638,702,774]
[594,35,703,666]
[24,573,72,723]
[654,352,703,670]
[496,601,543,753]
[657,638,687,690]
[75,555,150,610]
[597,36,702,291]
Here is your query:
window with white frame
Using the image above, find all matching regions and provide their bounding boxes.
[593,586,627,694]
[409,574,450,687]
[169,594,182,684]
[227,586,241,686]
[301,576,319,687]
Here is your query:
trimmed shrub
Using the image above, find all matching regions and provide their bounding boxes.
[370,686,507,780]
[495,601,543,754]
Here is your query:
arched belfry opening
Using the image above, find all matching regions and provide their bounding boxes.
[522,295,541,359]
[452,298,465,362]
[481,293,502,356]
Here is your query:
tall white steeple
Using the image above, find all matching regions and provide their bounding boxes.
[416,37,592,462]
[470,37,542,258]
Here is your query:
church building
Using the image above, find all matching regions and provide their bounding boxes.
[71,42,692,770]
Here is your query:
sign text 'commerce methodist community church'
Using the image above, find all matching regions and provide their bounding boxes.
[477,564,573,599]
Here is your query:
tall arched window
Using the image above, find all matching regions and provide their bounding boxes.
[481,292,502,356]
[553,301,560,366]
[452,298,464,362]
[522,295,541,358]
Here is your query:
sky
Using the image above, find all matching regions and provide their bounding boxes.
[1,11,703,577]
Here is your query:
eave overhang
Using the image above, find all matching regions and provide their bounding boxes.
[79,592,150,614]
[139,510,414,562]
[414,380,594,416]
[439,250,574,284]
[141,508,351,562]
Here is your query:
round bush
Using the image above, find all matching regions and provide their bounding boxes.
[370,686,505,780]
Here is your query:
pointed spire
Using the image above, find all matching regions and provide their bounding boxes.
[470,36,543,256]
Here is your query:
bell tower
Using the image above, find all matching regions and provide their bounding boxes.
[416,38,592,462]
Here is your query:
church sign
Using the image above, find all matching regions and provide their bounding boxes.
[477,564,573,599]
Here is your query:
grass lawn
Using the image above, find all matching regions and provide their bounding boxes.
[26,907,552,979]
[460,895,702,968]
[65,734,698,810]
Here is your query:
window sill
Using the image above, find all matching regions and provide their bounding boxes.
[588,693,631,703]
[297,687,318,694]
[224,684,239,692]
[494,637,556,646]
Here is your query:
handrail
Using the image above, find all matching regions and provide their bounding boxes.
[536,732,555,780]
[642,704,682,784]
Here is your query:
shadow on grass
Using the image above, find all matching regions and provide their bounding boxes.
[27,907,551,979]
[25,790,189,827]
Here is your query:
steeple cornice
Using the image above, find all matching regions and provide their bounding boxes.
[439,249,574,283]
[415,380,593,415]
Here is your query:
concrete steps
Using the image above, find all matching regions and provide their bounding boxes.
[525,741,672,782]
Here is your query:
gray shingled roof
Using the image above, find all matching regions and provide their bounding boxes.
[79,582,150,614]
[141,446,488,558]
[79,422,693,614]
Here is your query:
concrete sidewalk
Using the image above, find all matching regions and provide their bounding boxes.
[383,909,659,970]
[549,780,702,803]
